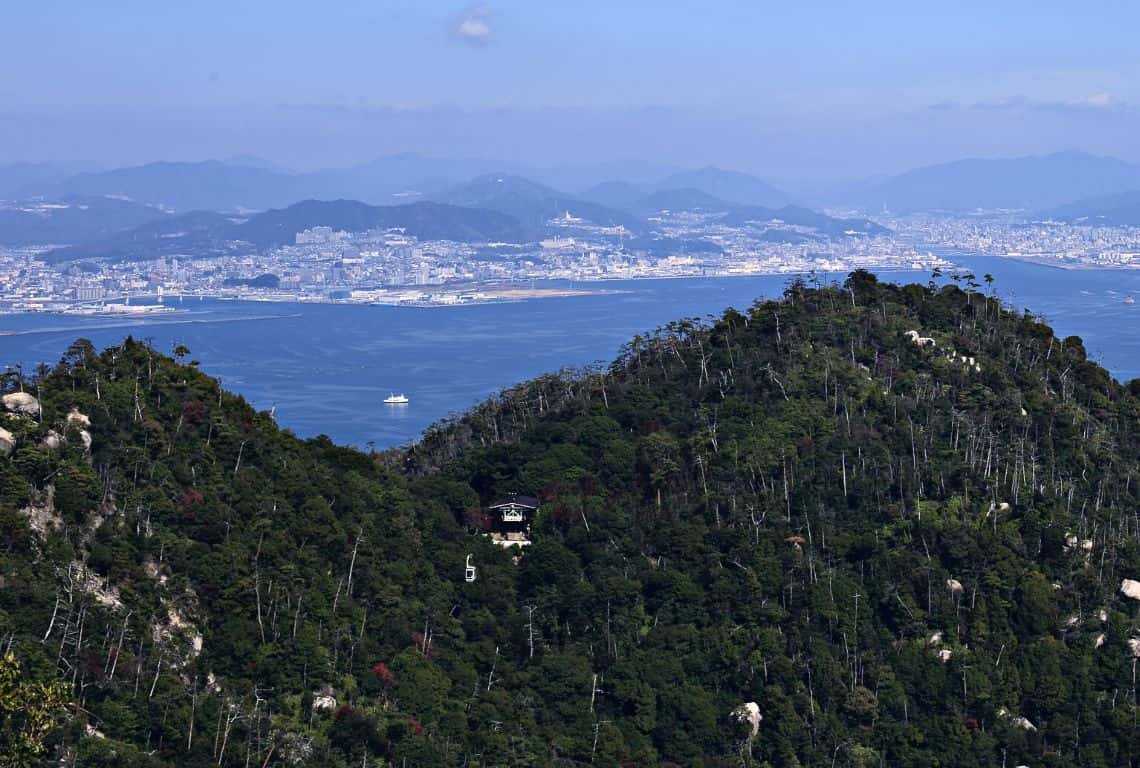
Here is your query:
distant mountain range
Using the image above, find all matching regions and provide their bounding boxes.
[15,155,507,212]
[718,204,889,238]
[1047,190,1140,226]
[0,196,168,246]
[42,200,533,263]
[656,167,790,207]
[49,161,303,212]
[237,200,531,247]
[14,151,1140,220]
[0,163,75,200]
[8,159,791,220]
[582,167,789,212]
[0,158,910,262]
[433,174,647,235]
[585,185,732,216]
[849,151,1140,212]
[17,166,888,263]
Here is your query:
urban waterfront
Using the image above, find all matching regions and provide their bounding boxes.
[2,259,1138,448]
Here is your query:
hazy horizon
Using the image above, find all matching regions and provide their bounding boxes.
[4,1,1140,180]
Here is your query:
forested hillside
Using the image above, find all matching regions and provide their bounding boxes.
[3,272,1140,767]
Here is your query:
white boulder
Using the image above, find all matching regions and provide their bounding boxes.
[1011,716,1037,732]
[732,702,762,738]
[904,330,936,347]
[312,686,337,712]
[946,578,964,595]
[67,408,91,428]
[0,427,14,457]
[1120,579,1140,600]
[2,392,40,416]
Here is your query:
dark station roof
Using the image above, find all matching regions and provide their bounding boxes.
[488,495,540,510]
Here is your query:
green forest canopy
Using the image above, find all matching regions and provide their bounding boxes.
[2,271,1140,767]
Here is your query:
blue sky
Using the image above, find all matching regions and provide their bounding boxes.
[2,1,1138,176]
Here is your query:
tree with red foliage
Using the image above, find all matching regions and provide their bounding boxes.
[407,717,424,737]
[181,399,207,424]
[371,662,395,687]
[180,488,205,508]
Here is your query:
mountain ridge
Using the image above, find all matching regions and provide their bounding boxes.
[1048,188,1140,226]
[434,173,647,234]
[42,199,535,262]
[4,274,1139,765]
[0,195,169,246]
[850,150,1140,212]
[581,167,788,211]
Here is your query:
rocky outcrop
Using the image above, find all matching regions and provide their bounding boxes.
[67,408,91,428]
[1011,716,1037,732]
[904,330,936,347]
[19,487,63,537]
[152,597,204,662]
[0,426,14,457]
[2,392,40,416]
[312,685,338,712]
[731,702,762,738]
[1120,579,1140,600]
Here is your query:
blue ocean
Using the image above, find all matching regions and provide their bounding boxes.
[2,258,1138,448]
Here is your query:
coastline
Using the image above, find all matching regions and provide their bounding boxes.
[2,264,955,316]
[0,312,302,338]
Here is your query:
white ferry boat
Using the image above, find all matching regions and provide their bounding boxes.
[384,393,409,404]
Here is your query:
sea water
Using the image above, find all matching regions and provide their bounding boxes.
[1,259,1137,448]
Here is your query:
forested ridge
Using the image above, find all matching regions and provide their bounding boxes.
[3,271,1140,767]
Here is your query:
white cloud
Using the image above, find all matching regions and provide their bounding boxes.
[452,4,493,46]
[931,92,1130,114]
[1064,92,1120,110]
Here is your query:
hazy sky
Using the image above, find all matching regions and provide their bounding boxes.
[3,1,1139,177]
